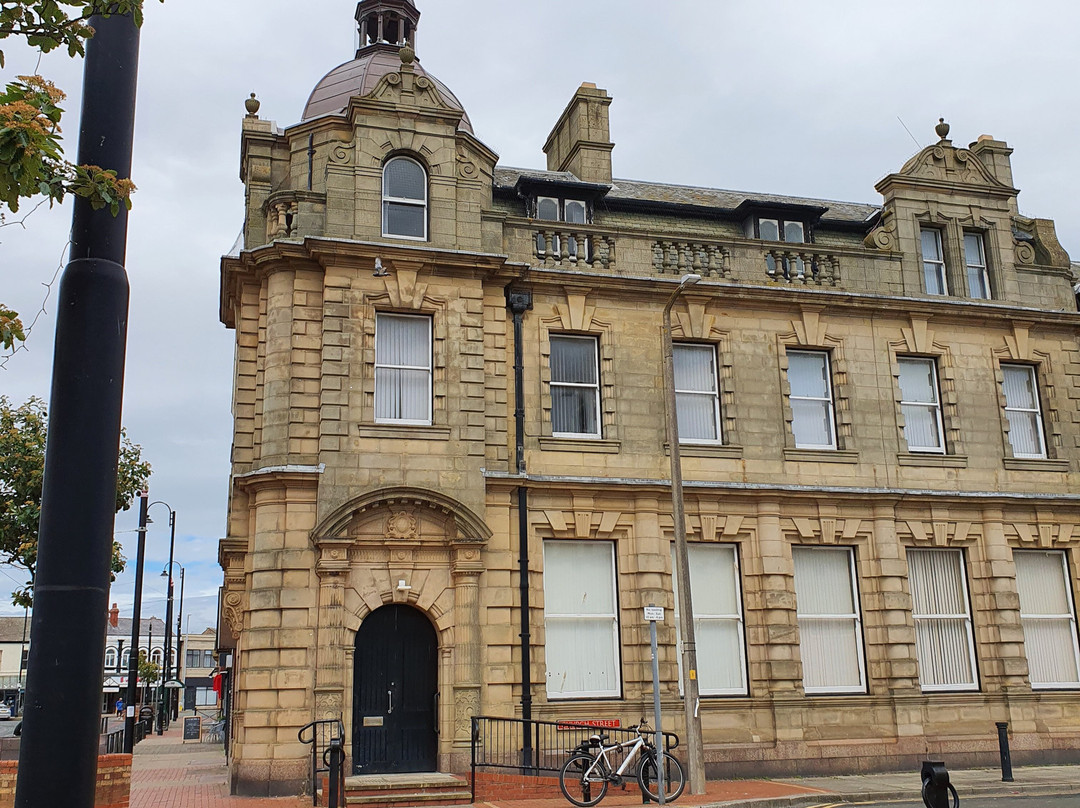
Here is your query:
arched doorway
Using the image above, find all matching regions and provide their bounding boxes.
[352,604,438,774]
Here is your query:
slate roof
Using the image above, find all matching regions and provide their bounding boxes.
[494,167,881,225]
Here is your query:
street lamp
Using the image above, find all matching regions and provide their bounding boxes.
[162,562,184,722]
[661,272,706,794]
[147,501,176,736]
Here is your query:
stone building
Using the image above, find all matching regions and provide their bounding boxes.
[217,0,1080,796]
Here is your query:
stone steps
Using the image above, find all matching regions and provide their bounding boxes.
[321,772,472,808]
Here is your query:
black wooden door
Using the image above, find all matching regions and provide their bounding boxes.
[352,605,438,774]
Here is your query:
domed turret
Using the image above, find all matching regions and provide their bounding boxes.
[301,0,473,133]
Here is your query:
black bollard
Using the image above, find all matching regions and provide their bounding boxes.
[996,722,1013,782]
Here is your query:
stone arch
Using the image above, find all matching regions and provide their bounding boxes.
[311,486,492,544]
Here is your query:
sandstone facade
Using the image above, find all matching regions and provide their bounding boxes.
[217,0,1080,796]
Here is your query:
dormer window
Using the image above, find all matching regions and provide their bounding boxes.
[748,217,806,243]
[536,196,587,225]
[535,196,589,259]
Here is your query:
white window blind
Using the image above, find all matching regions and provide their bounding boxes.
[672,544,747,695]
[793,546,866,693]
[550,335,600,437]
[787,350,836,449]
[674,344,721,443]
[964,233,991,299]
[1001,364,1046,458]
[897,357,945,453]
[382,157,427,239]
[543,541,620,698]
[921,229,947,295]
[375,313,432,424]
[908,548,977,690]
[1014,551,1080,689]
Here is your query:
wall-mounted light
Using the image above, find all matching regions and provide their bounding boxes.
[396,579,412,591]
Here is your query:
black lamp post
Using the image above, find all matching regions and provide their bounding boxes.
[161,561,184,724]
[122,493,149,753]
[147,501,175,736]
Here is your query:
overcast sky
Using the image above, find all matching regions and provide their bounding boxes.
[3,0,1079,634]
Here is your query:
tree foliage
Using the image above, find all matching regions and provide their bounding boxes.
[0,395,152,606]
[0,1,158,354]
[137,649,160,685]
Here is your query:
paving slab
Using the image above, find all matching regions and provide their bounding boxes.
[130,718,1080,808]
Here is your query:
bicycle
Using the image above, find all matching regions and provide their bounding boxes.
[558,719,685,806]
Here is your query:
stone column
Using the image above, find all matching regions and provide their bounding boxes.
[315,537,352,721]
[451,543,483,748]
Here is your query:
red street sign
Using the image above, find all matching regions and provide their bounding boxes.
[556,719,621,731]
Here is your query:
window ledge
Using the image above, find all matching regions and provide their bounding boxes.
[783,448,859,464]
[1003,457,1070,472]
[540,437,621,453]
[898,453,968,468]
[359,424,451,441]
[665,443,744,459]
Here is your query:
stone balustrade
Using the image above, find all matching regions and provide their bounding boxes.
[651,240,730,277]
[263,190,326,244]
[534,227,616,270]
[763,246,840,286]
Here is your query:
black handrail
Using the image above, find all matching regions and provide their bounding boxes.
[298,719,345,806]
[470,715,679,802]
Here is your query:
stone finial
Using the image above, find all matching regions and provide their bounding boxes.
[399,43,415,65]
[245,92,261,118]
[935,117,950,141]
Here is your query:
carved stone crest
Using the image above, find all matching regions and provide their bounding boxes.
[386,510,419,540]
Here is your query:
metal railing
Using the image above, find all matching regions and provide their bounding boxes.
[299,718,345,806]
[470,715,679,802]
[102,728,124,754]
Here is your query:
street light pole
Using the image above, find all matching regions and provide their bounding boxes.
[661,273,705,794]
[123,493,149,753]
[13,11,142,808]
[152,505,176,735]
[162,561,184,722]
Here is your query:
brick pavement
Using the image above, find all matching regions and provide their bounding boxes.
[130,719,308,808]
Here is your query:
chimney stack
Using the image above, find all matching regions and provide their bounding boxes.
[109,603,119,628]
[543,83,614,186]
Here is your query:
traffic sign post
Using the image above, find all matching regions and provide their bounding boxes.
[645,605,665,805]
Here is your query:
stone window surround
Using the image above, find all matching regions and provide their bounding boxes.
[359,299,449,428]
[539,322,618,444]
[914,209,1002,300]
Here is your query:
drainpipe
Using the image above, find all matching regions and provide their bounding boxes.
[506,284,533,768]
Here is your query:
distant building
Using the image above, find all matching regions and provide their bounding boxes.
[0,616,30,712]
[102,603,168,710]
[181,628,217,710]
[218,0,1080,797]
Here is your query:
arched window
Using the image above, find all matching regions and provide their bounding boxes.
[104,648,117,670]
[151,648,163,665]
[121,649,131,669]
[382,156,427,240]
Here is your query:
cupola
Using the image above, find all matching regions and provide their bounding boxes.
[355,0,419,54]
[301,0,472,133]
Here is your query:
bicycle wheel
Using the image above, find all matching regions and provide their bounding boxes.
[920,779,959,808]
[559,752,608,807]
[637,751,685,803]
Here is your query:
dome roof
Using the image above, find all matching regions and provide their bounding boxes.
[301,45,473,133]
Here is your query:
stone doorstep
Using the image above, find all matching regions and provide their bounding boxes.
[344,792,472,807]
[321,772,472,808]
[343,773,469,791]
